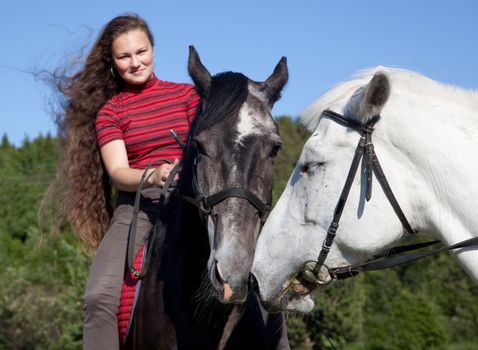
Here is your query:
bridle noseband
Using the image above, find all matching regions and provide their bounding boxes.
[182,155,271,224]
[296,109,478,291]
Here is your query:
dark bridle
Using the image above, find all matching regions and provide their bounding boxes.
[179,71,272,225]
[297,109,478,291]
[170,127,272,221]
[181,154,271,222]
[126,145,271,280]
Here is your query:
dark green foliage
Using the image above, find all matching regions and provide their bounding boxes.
[0,134,58,241]
[0,229,89,350]
[273,116,310,204]
[0,135,89,349]
[285,255,478,350]
[1,120,478,349]
[360,272,449,350]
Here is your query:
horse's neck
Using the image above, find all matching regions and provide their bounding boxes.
[382,88,478,244]
[175,200,210,271]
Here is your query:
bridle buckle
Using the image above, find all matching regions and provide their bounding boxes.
[298,261,333,288]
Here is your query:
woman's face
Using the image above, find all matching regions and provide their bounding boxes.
[112,29,154,85]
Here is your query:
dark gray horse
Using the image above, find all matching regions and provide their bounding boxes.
[129,47,290,349]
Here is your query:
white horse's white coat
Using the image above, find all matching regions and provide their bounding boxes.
[252,67,478,312]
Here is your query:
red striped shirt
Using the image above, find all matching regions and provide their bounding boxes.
[96,76,200,169]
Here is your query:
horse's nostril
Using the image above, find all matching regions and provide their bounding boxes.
[214,261,224,285]
[248,273,258,291]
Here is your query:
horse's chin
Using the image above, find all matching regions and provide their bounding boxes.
[260,287,315,314]
[286,294,315,313]
[283,277,320,313]
[259,274,334,313]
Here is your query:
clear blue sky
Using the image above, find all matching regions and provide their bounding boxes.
[1,0,477,146]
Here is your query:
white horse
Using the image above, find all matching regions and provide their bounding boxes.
[252,67,478,313]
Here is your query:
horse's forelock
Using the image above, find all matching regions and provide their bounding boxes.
[300,72,375,132]
[193,72,249,134]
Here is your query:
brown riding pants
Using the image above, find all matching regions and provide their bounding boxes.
[83,188,161,350]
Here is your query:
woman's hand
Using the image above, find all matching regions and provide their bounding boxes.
[148,159,180,188]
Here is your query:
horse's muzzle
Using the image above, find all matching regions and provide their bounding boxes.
[210,260,248,304]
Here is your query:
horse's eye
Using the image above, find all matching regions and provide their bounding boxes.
[300,164,309,175]
[300,162,325,176]
[300,163,312,176]
[270,143,282,158]
[195,141,207,156]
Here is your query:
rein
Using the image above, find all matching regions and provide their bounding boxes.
[127,130,185,279]
[127,159,177,279]
[297,109,478,289]
[328,236,478,280]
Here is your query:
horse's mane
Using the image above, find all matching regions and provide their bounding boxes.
[301,66,478,132]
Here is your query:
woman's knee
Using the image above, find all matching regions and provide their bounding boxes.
[84,290,119,319]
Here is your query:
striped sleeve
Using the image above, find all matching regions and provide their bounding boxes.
[95,102,124,147]
[185,85,201,123]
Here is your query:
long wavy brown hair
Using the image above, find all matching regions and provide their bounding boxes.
[41,15,155,249]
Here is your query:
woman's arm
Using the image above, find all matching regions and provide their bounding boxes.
[100,139,179,192]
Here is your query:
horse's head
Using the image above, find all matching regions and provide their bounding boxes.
[251,70,420,312]
[184,46,288,304]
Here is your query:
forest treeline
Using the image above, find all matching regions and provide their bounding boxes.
[0,117,477,349]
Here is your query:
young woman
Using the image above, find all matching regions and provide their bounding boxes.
[44,15,199,349]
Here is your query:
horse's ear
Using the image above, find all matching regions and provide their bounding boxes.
[188,46,212,98]
[261,57,288,105]
[347,71,391,122]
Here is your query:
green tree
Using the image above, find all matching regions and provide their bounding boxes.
[0,134,88,349]
[1,134,12,151]
[273,116,310,203]
[1,122,478,349]
[368,289,449,350]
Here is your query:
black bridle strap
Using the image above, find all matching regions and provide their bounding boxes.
[330,236,478,280]
[127,159,178,279]
[182,158,270,219]
[364,132,374,201]
[127,131,186,279]
[159,163,182,202]
[313,136,366,272]
[182,187,269,220]
[203,188,268,217]
[321,109,375,134]
[296,109,478,288]
[321,109,415,234]
[371,148,416,234]
[305,109,417,282]
[310,110,381,275]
